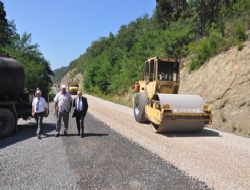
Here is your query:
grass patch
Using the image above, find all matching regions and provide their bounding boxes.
[87,91,133,108]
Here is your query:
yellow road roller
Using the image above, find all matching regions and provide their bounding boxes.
[133,57,212,132]
[68,82,79,95]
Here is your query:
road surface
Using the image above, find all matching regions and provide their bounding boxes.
[85,94,250,190]
[0,94,250,190]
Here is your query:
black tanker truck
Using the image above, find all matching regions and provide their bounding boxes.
[0,57,33,138]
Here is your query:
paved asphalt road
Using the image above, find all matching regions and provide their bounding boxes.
[64,114,210,190]
[0,109,211,189]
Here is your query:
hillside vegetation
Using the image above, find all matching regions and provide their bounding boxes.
[0,1,53,97]
[69,0,250,97]
[52,66,70,85]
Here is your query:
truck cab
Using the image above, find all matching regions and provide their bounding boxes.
[0,57,32,138]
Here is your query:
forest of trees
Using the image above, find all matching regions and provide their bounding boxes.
[70,0,249,96]
[1,0,249,98]
[0,1,53,97]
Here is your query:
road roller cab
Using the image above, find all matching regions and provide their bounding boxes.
[133,57,212,133]
[135,57,180,97]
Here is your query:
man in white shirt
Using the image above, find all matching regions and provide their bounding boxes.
[32,90,48,139]
[54,85,72,137]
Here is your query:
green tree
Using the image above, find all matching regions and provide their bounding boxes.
[154,0,189,29]
[4,32,53,97]
[71,0,250,96]
[0,1,53,97]
[0,1,12,55]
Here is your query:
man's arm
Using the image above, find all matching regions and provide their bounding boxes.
[54,94,58,117]
[83,98,88,117]
[54,102,58,116]
[32,106,35,117]
[31,98,35,117]
[66,92,72,112]
[43,98,48,116]
[85,99,88,112]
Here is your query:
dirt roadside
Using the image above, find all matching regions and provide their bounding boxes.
[85,94,250,190]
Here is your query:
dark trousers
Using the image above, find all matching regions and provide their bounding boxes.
[35,112,44,135]
[76,114,85,135]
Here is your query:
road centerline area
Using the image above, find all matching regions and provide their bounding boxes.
[63,114,211,190]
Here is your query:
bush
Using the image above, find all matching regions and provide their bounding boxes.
[235,24,247,42]
[188,26,225,71]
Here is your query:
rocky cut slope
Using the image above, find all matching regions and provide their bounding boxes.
[60,68,83,90]
[180,41,250,136]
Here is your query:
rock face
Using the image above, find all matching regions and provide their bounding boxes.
[179,41,250,136]
[60,68,83,90]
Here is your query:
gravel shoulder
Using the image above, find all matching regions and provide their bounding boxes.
[85,94,250,190]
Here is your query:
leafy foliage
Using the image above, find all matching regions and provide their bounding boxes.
[75,15,197,95]
[188,24,226,70]
[0,2,53,97]
[235,24,248,42]
[68,0,250,96]
[0,1,13,55]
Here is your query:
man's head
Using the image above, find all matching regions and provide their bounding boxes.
[35,90,42,98]
[61,85,67,93]
[77,90,82,97]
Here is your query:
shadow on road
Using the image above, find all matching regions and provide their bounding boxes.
[159,128,221,138]
[63,133,109,137]
[0,122,55,149]
[84,133,109,137]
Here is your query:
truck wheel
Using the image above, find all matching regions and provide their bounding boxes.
[134,93,148,123]
[0,109,16,138]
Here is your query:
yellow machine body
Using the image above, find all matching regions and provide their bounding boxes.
[68,82,79,95]
[133,57,212,132]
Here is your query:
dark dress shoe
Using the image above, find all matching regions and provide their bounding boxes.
[81,134,84,138]
[55,133,59,137]
[37,134,41,139]
[64,130,68,136]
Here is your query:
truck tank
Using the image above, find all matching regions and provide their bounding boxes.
[0,57,25,100]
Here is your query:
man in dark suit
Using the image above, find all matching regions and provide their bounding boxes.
[73,91,88,138]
